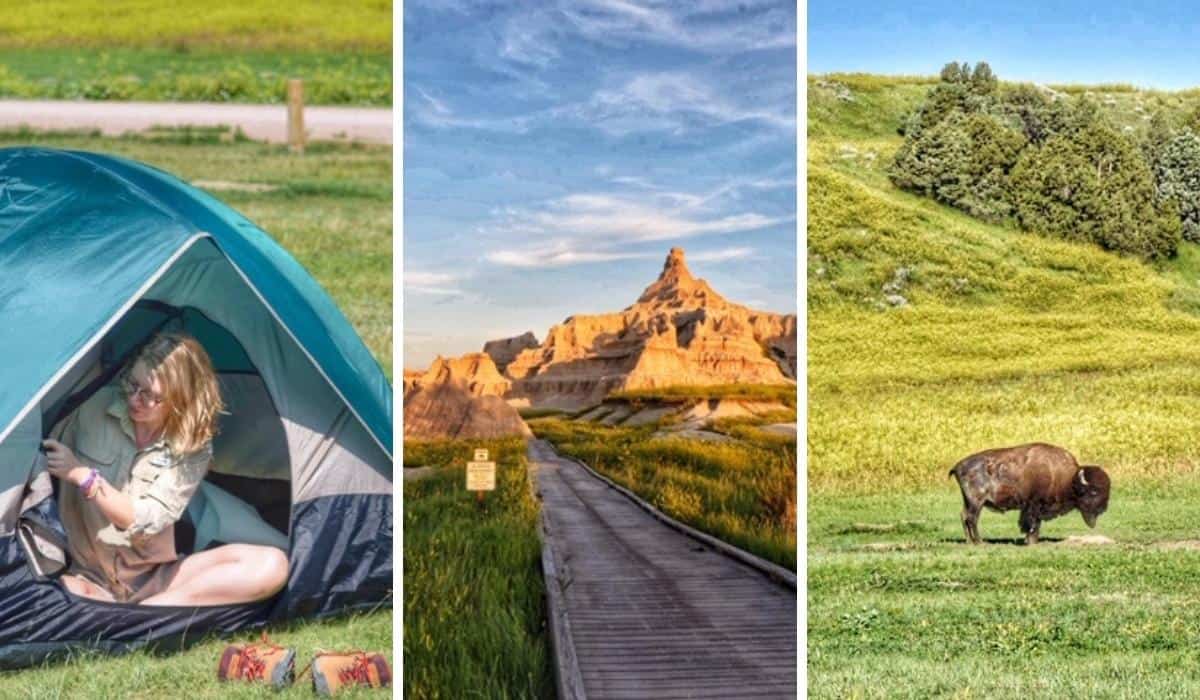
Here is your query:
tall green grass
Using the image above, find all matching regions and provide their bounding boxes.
[531,418,796,570]
[403,438,552,699]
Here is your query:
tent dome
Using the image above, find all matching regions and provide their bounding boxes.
[0,147,392,668]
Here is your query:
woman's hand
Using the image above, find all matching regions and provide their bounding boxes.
[42,439,91,486]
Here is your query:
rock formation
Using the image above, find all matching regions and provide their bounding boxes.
[497,248,798,409]
[411,353,511,397]
[403,381,532,440]
[482,331,540,373]
[402,369,423,395]
[403,353,531,440]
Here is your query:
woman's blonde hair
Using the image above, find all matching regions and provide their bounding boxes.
[127,332,223,455]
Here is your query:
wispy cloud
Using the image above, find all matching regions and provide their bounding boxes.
[487,191,783,243]
[567,71,795,135]
[485,242,757,269]
[405,270,465,296]
[411,68,793,137]
[500,12,561,67]
[557,0,795,54]
[487,243,655,268]
[690,246,756,262]
[414,86,452,116]
[483,181,787,268]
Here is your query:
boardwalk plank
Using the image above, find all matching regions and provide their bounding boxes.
[531,440,797,700]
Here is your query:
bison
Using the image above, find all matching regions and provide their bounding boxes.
[949,443,1110,544]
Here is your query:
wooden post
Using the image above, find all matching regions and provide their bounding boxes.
[287,79,305,153]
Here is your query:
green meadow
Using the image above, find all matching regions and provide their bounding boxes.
[0,130,391,695]
[403,438,552,700]
[809,73,1200,697]
[610,382,798,408]
[0,2,390,104]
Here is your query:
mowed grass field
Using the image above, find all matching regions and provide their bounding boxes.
[809,73,1200,697]
[0,131,392,695]
[0,2,390,104]
[403,438,552,700]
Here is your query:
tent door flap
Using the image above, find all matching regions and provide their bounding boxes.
[17,512,69,581]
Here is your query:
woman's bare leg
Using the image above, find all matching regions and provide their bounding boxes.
[140,544,288,607]
[61,574,116,602]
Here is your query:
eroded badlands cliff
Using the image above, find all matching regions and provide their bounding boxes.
[403,353,531,439]
[498,248,797,409]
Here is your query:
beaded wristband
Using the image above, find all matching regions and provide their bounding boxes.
[79,469,98,499]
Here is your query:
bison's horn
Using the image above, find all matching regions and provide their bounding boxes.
[1078,470,1088,486]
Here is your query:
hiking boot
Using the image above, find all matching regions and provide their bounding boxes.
[217,633,296,688]
[311,651,392,696]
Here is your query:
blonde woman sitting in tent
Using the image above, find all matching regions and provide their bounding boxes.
[39,332,289,606]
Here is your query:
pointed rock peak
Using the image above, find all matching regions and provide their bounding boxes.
[661,247,693,281]
[635,247,725,307]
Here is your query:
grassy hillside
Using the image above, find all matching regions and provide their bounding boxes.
[809,74,1200,698]
[808,74,1200,495]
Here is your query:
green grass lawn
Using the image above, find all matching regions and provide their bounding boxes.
[810,480,1200,698]
[809,74,1200,696]
[0,2,390,105]
[531,416,797,570]
[0,1,390,52]
[0,48,391,105]
[0,132,391,693]
[0,609,393,699]
[403,438,552,699]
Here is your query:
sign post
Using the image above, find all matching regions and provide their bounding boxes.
[466,448,496,507]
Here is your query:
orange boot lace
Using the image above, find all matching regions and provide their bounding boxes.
[337,653,373,686]
[238,648,267,681]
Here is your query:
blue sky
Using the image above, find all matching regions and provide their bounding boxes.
[403,0,797,369]
[809,1,1200,90]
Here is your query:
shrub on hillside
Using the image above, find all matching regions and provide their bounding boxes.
[1009,118,1181,258]
[1152,130,1200,242]
[893,63,1185,261]
[891,111,1025,221]
[899,61,997,138]
[996,83,1070,145]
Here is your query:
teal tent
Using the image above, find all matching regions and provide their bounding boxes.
[0,147,392,667]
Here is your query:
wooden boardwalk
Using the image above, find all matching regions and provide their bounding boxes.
[529,440,797,699]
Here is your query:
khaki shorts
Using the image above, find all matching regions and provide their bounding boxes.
[70,557,186,604]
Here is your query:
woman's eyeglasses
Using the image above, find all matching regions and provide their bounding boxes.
[120,376,164,407]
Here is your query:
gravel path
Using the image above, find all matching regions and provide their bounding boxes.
[0,100,391,144]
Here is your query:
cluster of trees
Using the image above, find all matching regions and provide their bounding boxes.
[891,61,1200,260]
